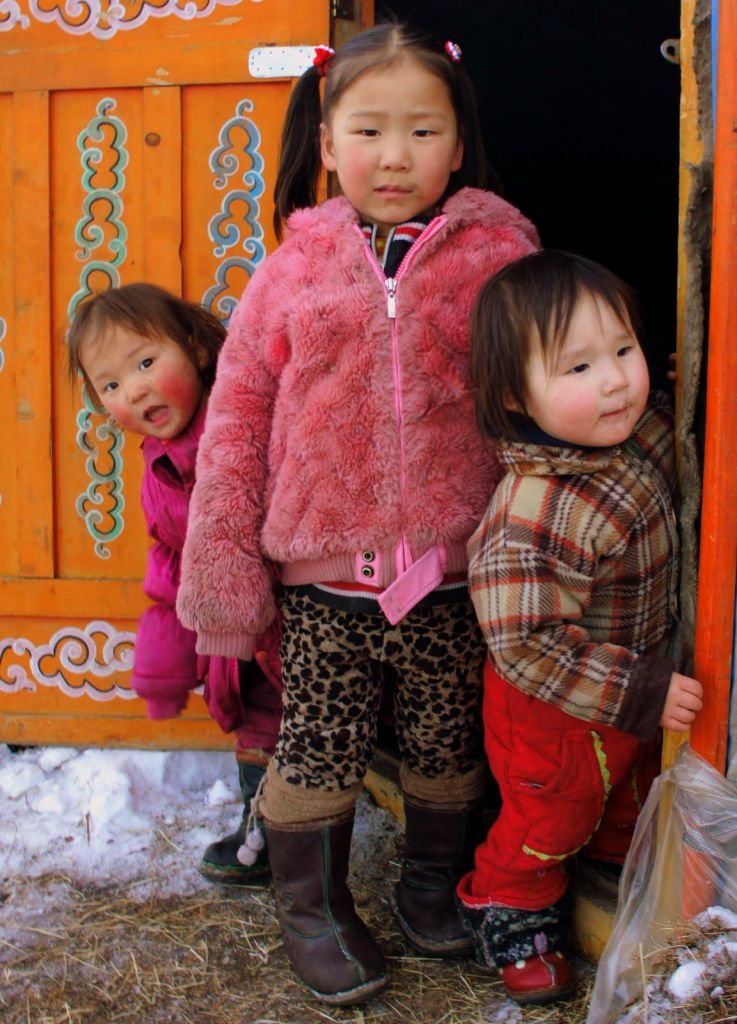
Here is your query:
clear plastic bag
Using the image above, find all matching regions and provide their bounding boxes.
[586,744,737,1024]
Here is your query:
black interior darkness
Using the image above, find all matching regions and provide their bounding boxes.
[377,0,681,389]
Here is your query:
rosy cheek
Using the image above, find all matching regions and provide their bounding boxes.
[156,369,200,405]
[578,399,599,424]
[561,393,594,428]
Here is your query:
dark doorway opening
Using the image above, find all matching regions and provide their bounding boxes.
[377,1,681,388]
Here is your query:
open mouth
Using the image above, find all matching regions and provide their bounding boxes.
[144,405,168,425]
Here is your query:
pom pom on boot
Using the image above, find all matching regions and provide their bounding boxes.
[199,762,271,886]
[237,826,266,865]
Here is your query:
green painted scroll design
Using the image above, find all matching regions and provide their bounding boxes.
[68,97,128,560]
[202,98,266,324]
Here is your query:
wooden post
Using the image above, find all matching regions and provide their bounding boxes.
[691,0,737,774]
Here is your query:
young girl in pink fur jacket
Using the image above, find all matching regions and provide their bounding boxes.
[177,22,538,1005]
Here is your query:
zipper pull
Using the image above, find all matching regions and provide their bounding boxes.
[385,277,397,319]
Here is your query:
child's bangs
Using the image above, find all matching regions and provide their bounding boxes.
[538,266,642,372]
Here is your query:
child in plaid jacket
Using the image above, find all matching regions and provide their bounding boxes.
[456,250,703,1006]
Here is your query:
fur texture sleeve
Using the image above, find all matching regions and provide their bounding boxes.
[176,257,291,658]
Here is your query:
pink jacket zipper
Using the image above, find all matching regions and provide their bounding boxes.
[357,217,448,575]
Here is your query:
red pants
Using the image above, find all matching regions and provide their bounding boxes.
[458,660,658,910]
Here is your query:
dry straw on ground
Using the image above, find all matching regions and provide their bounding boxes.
[2,803,734,1024]
[0,874,595,1024]
[1,802,599,1024]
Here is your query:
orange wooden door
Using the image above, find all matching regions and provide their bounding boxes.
[0,0,337,749]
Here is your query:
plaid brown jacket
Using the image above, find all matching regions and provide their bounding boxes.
[468,392,678,740]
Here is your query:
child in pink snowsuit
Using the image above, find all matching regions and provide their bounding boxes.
[67,283,282,884]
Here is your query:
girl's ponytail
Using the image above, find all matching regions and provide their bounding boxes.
[447,68,504,198]
[273,66,324,239]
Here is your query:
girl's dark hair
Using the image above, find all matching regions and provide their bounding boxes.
[273,21,489,238]
[67,282,226,409]
[471,249,644,439]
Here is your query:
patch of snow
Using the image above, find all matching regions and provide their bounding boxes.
[207,777,237,806]
[38,747,77,772]
[0,745,236,887]
[705,934,737,960]
[667,959,707,1000]
[0,759,45,798]
[694,905,737,931]
[485,1003,524,1022]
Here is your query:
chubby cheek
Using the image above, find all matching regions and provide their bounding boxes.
[114,411,141,432]
[338,149,373,190]
[539,381,594,429]
[421,156,455,197]
[101,395,139,433]
[155,367,201,409]
[567,392,600,428]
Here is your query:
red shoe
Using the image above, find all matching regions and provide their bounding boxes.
[500,951,576,1005]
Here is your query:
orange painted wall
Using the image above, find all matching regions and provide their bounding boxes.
[2,0,731,770]
[0,0,330,749]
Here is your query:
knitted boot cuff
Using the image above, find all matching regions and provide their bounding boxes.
[258,758,362,824]
[400,760,487,810]
[457,894,572,969]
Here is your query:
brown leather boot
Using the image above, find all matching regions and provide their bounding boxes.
[265,812,389,1005]
[392,798,479,956]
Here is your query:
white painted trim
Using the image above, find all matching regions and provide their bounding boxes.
[248,46,316,79]
[0,620,137,701]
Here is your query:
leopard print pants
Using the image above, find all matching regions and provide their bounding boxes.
[274,588,485,790]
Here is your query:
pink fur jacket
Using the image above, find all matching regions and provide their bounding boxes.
[177,188,539,658]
